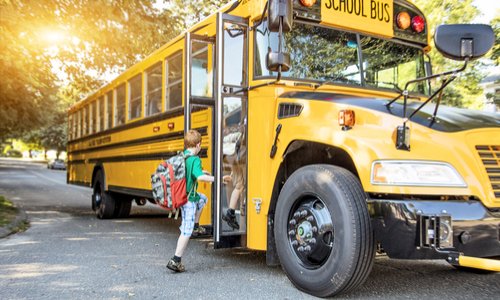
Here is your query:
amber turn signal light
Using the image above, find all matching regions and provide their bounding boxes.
[396,12,411,30]
[299,0,317,7]
[339,110,355,128]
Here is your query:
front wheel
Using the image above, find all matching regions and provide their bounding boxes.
[274,165,375,297]
[92,171,116,219]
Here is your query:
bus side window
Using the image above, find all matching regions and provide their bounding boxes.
[115,84,126,126]
[98,96,105,132]
[91,101,97,134]
[146,62,162,116]
[129,74,142,120]
[83,105,88,136]
[68,114,73,141]
[166,51,182,109]
[106,90,113,129]
[77,110,81,138]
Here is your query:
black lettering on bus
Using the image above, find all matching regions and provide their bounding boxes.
[384,3,390,22]
[325,0,332,9]
[379,2,384,21]
[347,0,353,13]
[361,0,367,17]
[370,0,376,19]
[340,0,346,12]
[353,0,360,15]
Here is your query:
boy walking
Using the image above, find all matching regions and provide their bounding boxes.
[167,129,214,273]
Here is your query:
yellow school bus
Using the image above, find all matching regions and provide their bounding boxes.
[67,0,499,297]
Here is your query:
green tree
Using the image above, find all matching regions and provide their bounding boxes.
[0,0,233,145]
[490,15,500,66]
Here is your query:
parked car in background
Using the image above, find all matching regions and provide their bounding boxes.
[47,159,66,170]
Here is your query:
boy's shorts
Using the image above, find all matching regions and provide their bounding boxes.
[179,193,207,236]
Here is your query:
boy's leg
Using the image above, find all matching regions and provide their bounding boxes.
[194,193,208,224]
[168,201,195,272]
[174,235,190,258]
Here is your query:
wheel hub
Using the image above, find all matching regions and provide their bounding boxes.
[288,198,334,267]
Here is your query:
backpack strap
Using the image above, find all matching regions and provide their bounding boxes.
[183,151,197,200]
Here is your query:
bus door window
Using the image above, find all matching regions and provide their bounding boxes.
[221,96,247,233]
[223,22,247,87]
[191,41,213,98]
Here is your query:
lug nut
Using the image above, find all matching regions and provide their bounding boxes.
[293,211,301,218]
[288,230,296,236]
[304,245,311,252]
[306,216,314,222]
[289,219,297,226]
[312,226,318,233]
[291,240,298,247]
[300,210,308,217]
[297,246,304,252]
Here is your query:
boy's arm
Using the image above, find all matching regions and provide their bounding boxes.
[191,157,214,182]
[197,174,214,182]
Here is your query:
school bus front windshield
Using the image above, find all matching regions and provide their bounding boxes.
[255,20,428,94]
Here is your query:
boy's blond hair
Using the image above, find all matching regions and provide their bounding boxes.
[185,129,202,148]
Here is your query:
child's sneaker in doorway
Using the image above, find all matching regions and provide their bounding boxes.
[222,210,240,230]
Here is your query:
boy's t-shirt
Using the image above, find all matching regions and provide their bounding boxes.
[184,150,204,202]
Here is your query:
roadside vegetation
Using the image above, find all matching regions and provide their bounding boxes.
[0,196,29,235]
[0,196,18,227]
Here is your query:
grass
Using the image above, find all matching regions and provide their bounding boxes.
[0,195,18,227]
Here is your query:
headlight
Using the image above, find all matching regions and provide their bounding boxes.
[371,160,467,187]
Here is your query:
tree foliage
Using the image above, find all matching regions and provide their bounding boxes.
[413,0,492,108]
[0,0,230,145]
[0,0,494,148]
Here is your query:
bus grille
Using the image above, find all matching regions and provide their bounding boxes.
[476,145,500,199]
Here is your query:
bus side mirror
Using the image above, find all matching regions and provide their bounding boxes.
[434,24,494,61]
[268,0,293,32]
[266,52,291,72]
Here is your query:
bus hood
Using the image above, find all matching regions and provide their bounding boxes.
[280,92,500,132]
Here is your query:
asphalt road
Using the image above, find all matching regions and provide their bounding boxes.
[0,158,498,299]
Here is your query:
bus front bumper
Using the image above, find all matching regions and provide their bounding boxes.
[454,254,500,271]
[369,199,500,270]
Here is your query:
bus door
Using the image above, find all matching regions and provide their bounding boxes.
[213,13,249,248]
[185,32,215,226]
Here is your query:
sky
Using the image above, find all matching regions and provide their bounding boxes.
[473,0,499,23]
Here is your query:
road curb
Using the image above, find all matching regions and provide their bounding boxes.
[0,207,28,238]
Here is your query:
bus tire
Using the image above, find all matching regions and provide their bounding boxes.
[92,171,116,219]
[274,164,375,297]
[114,196,132,218]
